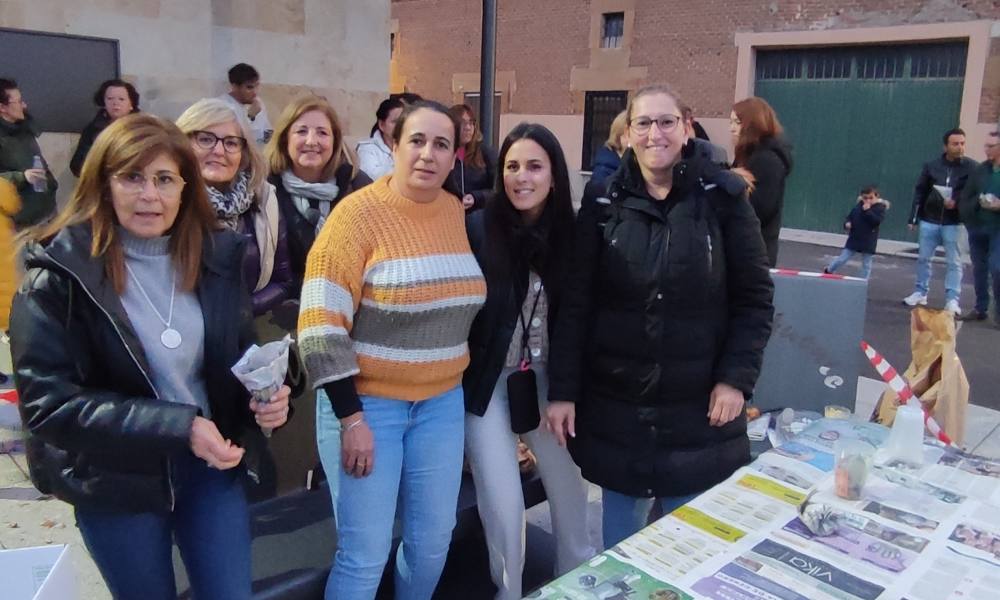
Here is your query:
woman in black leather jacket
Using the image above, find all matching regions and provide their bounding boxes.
[11,114,291,600]
[547,86,774,549]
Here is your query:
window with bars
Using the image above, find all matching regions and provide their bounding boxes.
[601,13,624,49]
[755,43,967,83]
[582,91,628,171]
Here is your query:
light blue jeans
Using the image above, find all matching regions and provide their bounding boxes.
[914,220,962,302]
[827,248,874,279]
[315,388,341,524]
[323,385,465,600]
[601,488,699,549]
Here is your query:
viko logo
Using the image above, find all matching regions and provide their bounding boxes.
[819,366,844,389]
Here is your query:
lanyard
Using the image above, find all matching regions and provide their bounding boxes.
[518,280,543,371]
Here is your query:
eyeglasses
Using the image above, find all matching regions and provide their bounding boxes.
[113,171,186,196]
[191,130,246,154]
[629,115,682,135]
[461,119,476,129]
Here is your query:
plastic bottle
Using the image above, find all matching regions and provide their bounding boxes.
[31,155,46,193]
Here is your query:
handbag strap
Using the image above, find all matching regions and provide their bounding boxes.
[517,279,543,370]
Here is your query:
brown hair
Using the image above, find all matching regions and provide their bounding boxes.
[732,97,783,165]
[626,85,683,123]
[449,103,486,169]
[23,113,216,294]
[265,95,357,181]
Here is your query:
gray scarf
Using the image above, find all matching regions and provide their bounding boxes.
[281,170,340,234]
[206,170,253,230]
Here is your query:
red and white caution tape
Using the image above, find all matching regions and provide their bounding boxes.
[861,341,953,446]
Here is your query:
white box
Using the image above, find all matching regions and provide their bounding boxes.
[0,545,77,600]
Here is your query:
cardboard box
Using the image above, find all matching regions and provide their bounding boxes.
[753,270,868,414]
[0,545,77,600]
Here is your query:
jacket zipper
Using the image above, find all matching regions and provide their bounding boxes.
[46,255,177,511]
[706,234,713,272]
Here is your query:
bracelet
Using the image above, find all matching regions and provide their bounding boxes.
[344,417,365,432]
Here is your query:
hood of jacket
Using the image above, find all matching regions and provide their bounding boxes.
[0,113,39,138]
[756,136,793,176]
[616,140,748,202]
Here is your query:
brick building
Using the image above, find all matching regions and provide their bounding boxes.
[390,0,999,239]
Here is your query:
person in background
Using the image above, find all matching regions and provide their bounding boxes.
[0,178,19,331]
[958,129,1000,326]
[219,63,273,146]
[449,103,497,211]
[681,104,728,165]
[356,96,404,180]
[0,78,57,228]
[176,98,292,317]
[299,100,486,599]
[824,185,889,280]
[548,85,774,549]
[589,110,627,190]
[464,123,597,599]
[903,128,977,314]
[266,95,371,293]
[10,113,290,599]
[71,79,140,176]
[730,96,792,267]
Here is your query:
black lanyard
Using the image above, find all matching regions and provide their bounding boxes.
[518,281,543,370]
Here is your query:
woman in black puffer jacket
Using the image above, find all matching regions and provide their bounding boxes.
[70,79,140,176]
[547,86,774,549]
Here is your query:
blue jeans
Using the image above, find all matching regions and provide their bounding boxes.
[316,388,341,524]
[75,451,252,600]
[914,220,962,302]
[601,488,699,549]
[827,248,874,279]
[967,226,992,314]
[325,386,465,600]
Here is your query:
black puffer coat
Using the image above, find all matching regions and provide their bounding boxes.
[741,136,792,267]
[549,148,774,498]
[10,225,268,513]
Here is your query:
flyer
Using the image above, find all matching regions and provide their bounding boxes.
[795,419,889,452]
[611,510,735,582]
[526,553,694,600]
[781,515,926,573]
[749,452,827,491]
[769,441,835,472]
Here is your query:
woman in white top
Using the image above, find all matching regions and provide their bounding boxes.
[355,97,404,180]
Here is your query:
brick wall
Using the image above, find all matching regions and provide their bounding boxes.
[392,0,999,120]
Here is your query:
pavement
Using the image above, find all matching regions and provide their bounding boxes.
[2,230,999,599]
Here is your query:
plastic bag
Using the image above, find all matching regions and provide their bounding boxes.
[231,334,292,436]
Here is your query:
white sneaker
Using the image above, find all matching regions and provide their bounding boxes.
[902,292,928,307]
[944,299,961,314]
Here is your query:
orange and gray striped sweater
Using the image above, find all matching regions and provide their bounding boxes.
[297,176,486,405]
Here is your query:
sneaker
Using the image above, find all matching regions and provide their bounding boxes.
[944,299,961,315]
[958,309,987,321]
[902,292,928,307]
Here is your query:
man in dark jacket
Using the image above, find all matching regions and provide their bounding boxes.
[0,78,57,227]
[957,129,1000,325]
[903,128,976,313]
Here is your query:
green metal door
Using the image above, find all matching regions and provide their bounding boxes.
[755,43,966,241]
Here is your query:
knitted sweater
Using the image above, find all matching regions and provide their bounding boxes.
[298,176,486,411]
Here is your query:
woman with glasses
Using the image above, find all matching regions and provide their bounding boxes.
[265,95,371,293]
[10,113,291,599]
[449,104,497,211]
[356,96,404,180]
[547,85,774,548]
[176,98,292,317]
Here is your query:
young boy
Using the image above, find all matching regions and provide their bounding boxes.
[824,185,889,279]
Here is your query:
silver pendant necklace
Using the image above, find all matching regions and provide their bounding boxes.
[124,263,182,349]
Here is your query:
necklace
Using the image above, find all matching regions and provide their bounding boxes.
[124,262,182,349]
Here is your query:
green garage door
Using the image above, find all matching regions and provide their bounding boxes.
[755,43,966,241]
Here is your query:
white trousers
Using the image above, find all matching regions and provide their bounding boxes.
[465,365,597,600]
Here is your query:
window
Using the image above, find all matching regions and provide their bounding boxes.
[601,12,624,49]
[390,32,396,60]
[582,90,628,171]
[463,92,502,147]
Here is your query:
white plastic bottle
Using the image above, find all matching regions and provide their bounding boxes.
[31,155,46,193]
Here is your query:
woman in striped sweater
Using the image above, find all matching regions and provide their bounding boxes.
[298,100,486,600]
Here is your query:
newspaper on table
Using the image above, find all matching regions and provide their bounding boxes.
[230,334,292,437]
[534,417,1000,600]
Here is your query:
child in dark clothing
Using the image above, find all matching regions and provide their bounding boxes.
[825,185,889,279]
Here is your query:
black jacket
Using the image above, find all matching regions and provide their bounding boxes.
[0,115,58,227]
[10,225,267,513]
[463,205,561,417]
[70,111,111,177]
[449,144,497,211]
[741,136,792,267]
[844,199,889,255]
[908,154,977,226]
[549,149,774,498]
[589,146,621,190]
[271,164,372,293]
